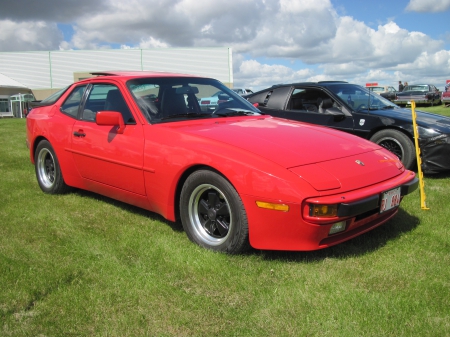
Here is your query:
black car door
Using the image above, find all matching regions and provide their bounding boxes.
[256,86,355,133]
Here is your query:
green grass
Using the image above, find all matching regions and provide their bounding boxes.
[412,104,450,117]
[1,118,449,336]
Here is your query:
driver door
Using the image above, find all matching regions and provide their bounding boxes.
[283,88,354,133]
[71,83,146,195]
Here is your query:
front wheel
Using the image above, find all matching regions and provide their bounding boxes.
[35,140,71,194]
[180,170,249,254]
[370,129,415,170]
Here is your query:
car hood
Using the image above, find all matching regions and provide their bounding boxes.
[167,116,391,168]
[165,116,404,192]
[369,107,450,132]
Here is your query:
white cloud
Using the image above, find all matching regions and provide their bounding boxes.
[138,37,169,49]
[0,20,63,52]
[406,0,450,13]
[234,59,314,89]
[0,0,449,89]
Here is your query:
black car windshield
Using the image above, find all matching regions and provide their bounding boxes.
[325,83,398,112]
[403,85,428,92]
[127,77,260,123]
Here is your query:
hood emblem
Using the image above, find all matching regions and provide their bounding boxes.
[355,160,365,166]
[359,119,365,126]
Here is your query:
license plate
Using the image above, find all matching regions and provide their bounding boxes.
[380,187,401,213]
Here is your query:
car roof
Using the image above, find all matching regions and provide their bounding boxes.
[269,81,349,88]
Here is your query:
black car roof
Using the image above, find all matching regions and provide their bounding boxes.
[269,81,349,89]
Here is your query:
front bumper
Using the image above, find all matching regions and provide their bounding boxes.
[394,98,431,105]
[244,171,418,251]
[420,134,450,174]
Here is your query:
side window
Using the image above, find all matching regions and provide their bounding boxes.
[288,88,341,114]
[84,84,135,124]
[60,85,87,118]
[288,88,321,112]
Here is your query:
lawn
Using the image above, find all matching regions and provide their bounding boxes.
[1,117,449,336]
[415,103,450,117]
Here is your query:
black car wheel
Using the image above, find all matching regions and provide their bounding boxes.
[35,140,70,194]
[180,169,249,254]
[370,129,415,169]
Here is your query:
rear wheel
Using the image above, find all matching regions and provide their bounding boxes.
[180,170,249,254]
[370,129,415,169]
[35,140,70,194]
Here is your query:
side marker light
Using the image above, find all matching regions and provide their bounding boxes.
[256,201,289,212]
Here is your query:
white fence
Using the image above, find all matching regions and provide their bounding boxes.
[0,47,233,90]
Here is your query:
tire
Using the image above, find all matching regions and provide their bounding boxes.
[35,140,71,194]
[370,129,415,170]
[180,169,250,254]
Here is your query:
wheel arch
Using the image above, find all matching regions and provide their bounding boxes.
[173,164,233,222]
[368,125,414,143]
[30,136,50,164]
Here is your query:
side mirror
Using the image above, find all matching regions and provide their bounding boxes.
[324,108,346,122]
[218,94,230,101]
[96,111,125,134]
[333,114,346,122]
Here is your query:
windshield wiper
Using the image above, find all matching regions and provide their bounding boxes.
[160,112,211,120]
[214,109,259,117]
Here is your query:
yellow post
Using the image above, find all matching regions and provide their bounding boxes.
[411,101,429,210]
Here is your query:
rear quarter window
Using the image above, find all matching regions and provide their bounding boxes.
[60,85,87,118]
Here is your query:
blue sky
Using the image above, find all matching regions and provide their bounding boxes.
[333,0,449,45]
[1,0,450,90]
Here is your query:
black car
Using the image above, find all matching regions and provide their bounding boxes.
[394,84,441,107]
[246,81,450,174]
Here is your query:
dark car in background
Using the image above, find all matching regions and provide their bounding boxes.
[246,81,450,174]
[394,84,441,107]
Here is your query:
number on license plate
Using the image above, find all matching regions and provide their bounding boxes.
[380,187,401,213]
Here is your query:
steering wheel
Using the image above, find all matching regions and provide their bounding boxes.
[211,101,234,115]
[356,104,367,111]
[211,107,227,115]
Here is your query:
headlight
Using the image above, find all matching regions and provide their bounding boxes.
[309,204,338,217]
[416,126,441,138]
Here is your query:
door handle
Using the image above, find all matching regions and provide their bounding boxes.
[73,131,86,137]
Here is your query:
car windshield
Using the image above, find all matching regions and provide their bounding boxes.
[127,77,260,123]
[403,85,428,92]
[325,83,398,112]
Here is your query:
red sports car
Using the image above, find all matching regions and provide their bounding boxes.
[26,71,418,253]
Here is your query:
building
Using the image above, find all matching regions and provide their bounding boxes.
[0,48,233,103]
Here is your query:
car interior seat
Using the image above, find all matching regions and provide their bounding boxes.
[104,89,134,123]
[318,97,333,113]
[161,88,187,117]
[290,97,304,110]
